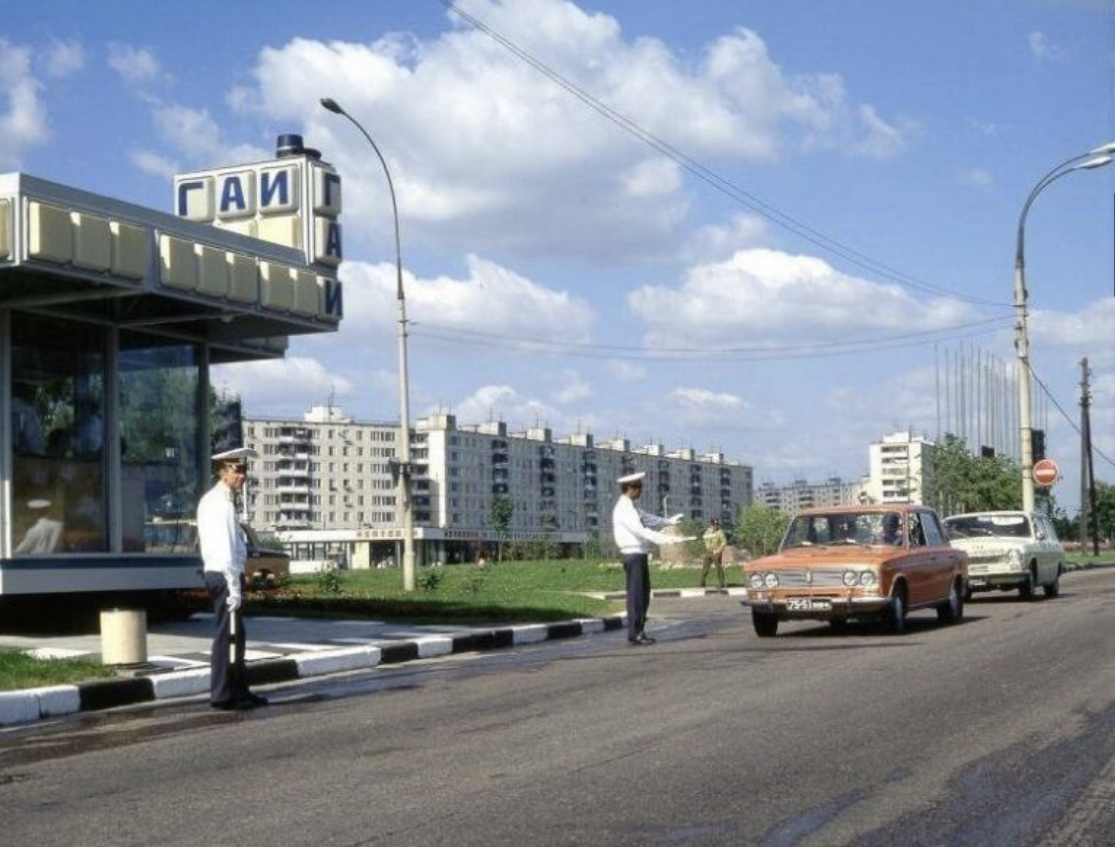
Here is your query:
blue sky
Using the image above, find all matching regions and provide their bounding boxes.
[2,0,1112,512]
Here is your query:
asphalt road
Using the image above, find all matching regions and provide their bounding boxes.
[4,569,1115,847]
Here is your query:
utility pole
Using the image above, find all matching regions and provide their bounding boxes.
[1080,358,1100,555]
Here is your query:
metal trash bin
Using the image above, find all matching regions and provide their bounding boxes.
[99,609,148,665]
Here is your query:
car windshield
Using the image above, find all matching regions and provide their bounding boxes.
[782,511,905,549]
[944,514,1031,539]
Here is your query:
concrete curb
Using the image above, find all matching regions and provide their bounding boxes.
[597,587,748,600]
[0,613,626,728]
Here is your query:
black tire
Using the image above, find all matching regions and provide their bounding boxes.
[1019,568,1036,601]
[1043,567,1061,599]
[752,610,779,638]
[885,585,907,634]
[937,579,963,624]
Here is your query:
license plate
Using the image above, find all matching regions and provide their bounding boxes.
[786,598,832,612]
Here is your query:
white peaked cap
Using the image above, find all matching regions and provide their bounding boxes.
[211,446,259,462]
[617,471,646,485]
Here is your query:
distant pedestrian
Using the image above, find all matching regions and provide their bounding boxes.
[198,447,268,711]
[611,472,694,645]
[701,518,727,589]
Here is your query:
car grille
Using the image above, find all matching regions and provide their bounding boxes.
[965,554,1006,566]
[770,569,850,588]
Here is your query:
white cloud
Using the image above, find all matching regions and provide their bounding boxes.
[129,149,178,180]
[1031,298,1115,365]
[553,369,593,404]
[0,39,49,170]
[686,213,768,262]
[212,357,354,416]
[130,103,270,177]
[666,386,781,432]
[449,383,583,432]
[959,167,994,187]
[628,247,976,347]
[605,359,648,382]
[43,40,85,78]
[1028,31,1067,61]
[107,43,166,85]
[341,254,596,343]
[232,1,912,258]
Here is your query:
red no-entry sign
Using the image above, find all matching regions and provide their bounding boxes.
[1033,458,1059,487]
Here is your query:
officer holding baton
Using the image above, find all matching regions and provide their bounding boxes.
[199,446,268,710]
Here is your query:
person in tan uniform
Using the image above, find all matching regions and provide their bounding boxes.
[700,518,727,589]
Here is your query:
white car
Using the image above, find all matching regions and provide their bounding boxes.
[943,511,1065,600]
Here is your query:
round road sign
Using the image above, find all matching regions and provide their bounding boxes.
[1033,458,1059,487]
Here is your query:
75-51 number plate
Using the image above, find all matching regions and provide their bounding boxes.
[786,598,832,612]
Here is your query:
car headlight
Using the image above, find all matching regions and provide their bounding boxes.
[748,572,764,589]
[1007,549,1022,571]
[763,572,780,589]
[859,571,877,587]
[843,570,859,587]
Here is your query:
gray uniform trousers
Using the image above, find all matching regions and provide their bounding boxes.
[205,572,249,704]
[622,552,651,640]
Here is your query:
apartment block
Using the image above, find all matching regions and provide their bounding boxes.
[865,430,935,504]
[243,407,753,566]
[757,476,868,514]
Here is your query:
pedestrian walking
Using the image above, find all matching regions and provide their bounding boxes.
[611,471,693,645]
[198,446,268,710]
[700,518,727,589]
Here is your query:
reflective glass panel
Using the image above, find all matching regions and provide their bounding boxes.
[11,314,107,554]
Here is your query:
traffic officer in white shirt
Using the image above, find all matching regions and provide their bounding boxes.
[198,447,267,710]
[612,472,693,645]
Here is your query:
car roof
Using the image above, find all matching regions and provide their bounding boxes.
[795,503,925,516]
[945,510,1031,520]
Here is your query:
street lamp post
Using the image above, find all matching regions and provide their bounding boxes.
[321,97,417,592]
[1013,142,1114,513]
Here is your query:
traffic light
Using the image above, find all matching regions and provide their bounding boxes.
[1032,429,1046,462]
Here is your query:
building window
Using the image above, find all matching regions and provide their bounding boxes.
[11,314,110,554]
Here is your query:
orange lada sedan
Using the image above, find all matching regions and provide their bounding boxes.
[743,504,967,637]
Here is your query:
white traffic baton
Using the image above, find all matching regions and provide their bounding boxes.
[229,606,237,664]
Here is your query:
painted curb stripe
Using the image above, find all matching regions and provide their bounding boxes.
[245,659,299,686]
[77,678,154,711]
[379,642,420,664]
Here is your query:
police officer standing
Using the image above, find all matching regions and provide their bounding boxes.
[199,447,268,710]
[611,472,693,645]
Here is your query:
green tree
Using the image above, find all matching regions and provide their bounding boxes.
[490,497,514,562]
[926,434,1022,516]
[735,504,790,558]
[1083,481,1115,546]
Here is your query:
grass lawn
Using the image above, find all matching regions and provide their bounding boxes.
[249,558,738,624]
[1065,549,1115,568]
[0,650,114,692]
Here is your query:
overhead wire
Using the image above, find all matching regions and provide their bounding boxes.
[1030,366,1115,472]
[411,315,1015,361]
[435,0,1010,309]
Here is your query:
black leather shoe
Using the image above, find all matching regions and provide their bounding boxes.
[636,633,657,645]
[628,637,648,646]
[211,699,253,711]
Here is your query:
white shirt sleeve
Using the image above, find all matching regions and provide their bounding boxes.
[613,497,685,550]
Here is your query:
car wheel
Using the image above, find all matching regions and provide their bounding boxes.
[885,587,907,635]
[1043,568,1061,599]
[1019,569,1036,601]
[937,580,963,624]
[752,610,779,638]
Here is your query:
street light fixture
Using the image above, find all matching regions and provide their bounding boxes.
[1013,143,1114,513]
[320,97,417,592]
